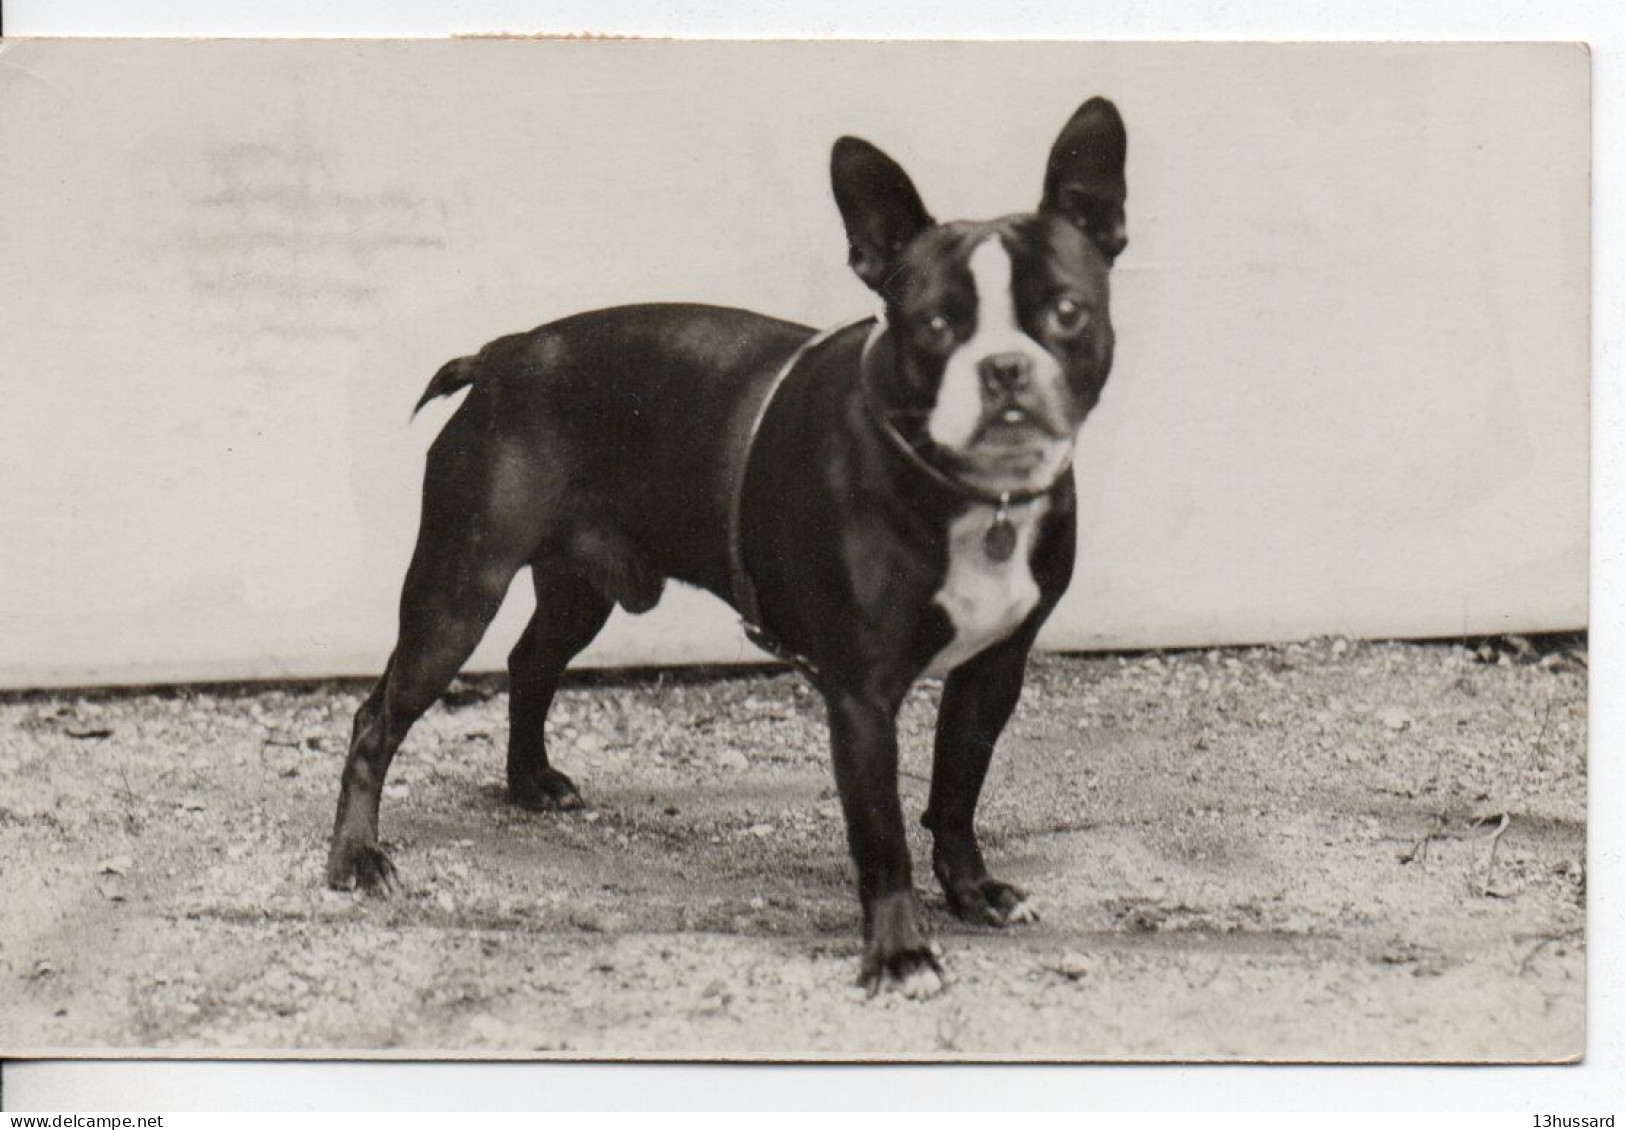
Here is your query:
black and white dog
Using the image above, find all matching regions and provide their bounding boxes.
[327,98,1128,998]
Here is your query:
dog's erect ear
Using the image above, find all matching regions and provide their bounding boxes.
[831,136,935,293]
[1040,97,1128,263]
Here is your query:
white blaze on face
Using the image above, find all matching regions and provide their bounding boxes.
[926,236,1063,451]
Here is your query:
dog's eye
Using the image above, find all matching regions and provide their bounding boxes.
[1049,296,1089,333]
[919,313,955,348]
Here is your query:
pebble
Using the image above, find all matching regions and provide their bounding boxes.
[747,823,775,837]
[1377,707,1412,732]
[1056,952,1093,980]
[716,750,749,772]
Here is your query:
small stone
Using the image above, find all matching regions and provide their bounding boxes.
[1331,639,1350,656]
[716,749,749,772]
[576,733,603,753]
[747,823,775,838]
[435,891,456,914]
[748,896,766,910]
[1378,707,1412,732]
[384,782,410,799]
[97,855,133,876]
[1056,952,1093,980]
[180,796,206,812]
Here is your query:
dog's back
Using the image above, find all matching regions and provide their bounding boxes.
[413,303,813,596]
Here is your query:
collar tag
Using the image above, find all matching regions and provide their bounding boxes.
[984,492,1018,562]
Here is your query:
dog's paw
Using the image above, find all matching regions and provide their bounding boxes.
[508,766,586,812]
[861,890,947,1000]
[325,839,400,896]
[865,947,945,1000]
[945,877,1039,927]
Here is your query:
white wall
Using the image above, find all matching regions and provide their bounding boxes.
[0,40,1588,688]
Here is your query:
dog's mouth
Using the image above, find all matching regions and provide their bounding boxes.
[942,408,1075,491]
[974,403,1066,443]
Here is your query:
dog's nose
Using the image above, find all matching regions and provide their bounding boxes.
[978,352,1033,394]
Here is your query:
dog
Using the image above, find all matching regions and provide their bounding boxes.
[326,98,1128,998]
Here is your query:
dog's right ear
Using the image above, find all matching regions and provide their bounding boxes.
[831,136,935,293]
[1040,97,1128,263]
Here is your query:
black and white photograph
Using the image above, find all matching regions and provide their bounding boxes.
[0,38,1589,1061]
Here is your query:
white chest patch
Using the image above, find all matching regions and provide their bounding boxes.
[926,497,1049,677]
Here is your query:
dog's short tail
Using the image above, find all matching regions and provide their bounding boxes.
[413,355,477,416]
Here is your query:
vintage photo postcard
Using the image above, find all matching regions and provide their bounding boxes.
[0,39,1588,1060]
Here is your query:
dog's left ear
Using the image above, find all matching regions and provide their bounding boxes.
[831,136,935,293]
[1040,97,1128,264]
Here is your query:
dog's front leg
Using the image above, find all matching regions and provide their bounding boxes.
[826,686,944,999]
[923,631,1042,927]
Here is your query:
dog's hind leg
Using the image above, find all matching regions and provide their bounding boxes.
[326,575,516,891]
[508,526,666,808]
[326,431,545,893]
[506,564,614,811]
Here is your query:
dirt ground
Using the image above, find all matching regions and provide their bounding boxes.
[0,637,1586,1061]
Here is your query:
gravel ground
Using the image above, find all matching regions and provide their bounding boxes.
[0,638,1585,1061]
